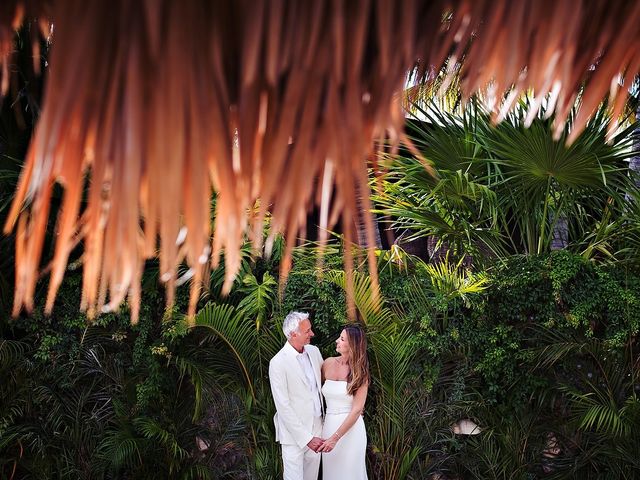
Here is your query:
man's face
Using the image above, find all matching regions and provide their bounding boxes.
[293,319,315,347]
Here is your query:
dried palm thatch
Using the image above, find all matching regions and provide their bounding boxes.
[1,0,639,322]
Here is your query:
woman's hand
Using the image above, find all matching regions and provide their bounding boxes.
[318,434,339,452]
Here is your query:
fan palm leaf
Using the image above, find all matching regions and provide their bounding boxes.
[406,100,488,175]
[479,104,637,255]
[376,103,506,262]
[381,99,638,262]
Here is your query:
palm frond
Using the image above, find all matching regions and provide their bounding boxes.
[96,427,146,472]
[237,272,277,330]
[133,417,189,460]
[173,353,220,421]
[192,303,258,400]
[0,339,30,368]
[420,256,489,306]
[325,270,394,329]
[563,389,639,438]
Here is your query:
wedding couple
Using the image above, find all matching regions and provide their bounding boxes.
[269,311,369,480]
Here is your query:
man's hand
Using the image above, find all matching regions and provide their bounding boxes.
[306,436,324,452]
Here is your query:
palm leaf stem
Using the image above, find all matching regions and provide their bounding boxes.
[538,175,553,254]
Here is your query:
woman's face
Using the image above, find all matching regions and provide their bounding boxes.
[335,330,350,356]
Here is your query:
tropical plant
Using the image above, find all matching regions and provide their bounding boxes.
[191,300,283,478]
[325,270,423,479]
[481,103,639,257]
[446,400,550,479]
[419,256,488,306]
[376,100,640,264]
[529,327,640,478]
[237,272,277,330]
[375,104,503,264]
[1,290,250,479]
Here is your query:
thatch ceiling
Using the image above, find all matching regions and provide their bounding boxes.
[1,0,639,321]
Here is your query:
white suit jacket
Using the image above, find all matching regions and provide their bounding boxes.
[269,342,324,448]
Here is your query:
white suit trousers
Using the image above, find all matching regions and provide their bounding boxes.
[281,416,323,480]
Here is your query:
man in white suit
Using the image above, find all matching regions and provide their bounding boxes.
[269,311,324,480]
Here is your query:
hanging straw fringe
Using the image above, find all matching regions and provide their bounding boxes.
[1,0,640,322]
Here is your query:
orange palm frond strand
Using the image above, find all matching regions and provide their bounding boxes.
[1,0,640,322]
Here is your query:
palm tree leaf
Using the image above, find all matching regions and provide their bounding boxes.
[192,303,258,400]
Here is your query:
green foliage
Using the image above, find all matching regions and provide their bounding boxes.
[488,252,640,345]
[191,302,283,478]
[237,272,277,330]
[2,237,639,479]
[448,404,550,480]
[526,326,640,478]
[377,100,640,263]
[325,270,427,479]
[420,255,489,307]
[0,271,249,479]
[280,269,347,344]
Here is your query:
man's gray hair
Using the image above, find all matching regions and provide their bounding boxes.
[282,311,309,339]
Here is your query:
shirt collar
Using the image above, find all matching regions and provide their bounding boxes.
[284,340,306,357]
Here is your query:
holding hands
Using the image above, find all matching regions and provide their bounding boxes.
[308,434,339,453]
[307,436,324,452]
[317,433,340,453]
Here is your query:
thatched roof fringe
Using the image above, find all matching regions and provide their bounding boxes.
[1,0,640,321]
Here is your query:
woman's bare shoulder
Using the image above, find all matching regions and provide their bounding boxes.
[323,356,339,366]
[322,356,338,371]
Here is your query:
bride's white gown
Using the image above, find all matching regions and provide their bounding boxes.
[321,380,367,479]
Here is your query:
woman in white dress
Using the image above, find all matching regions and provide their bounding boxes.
[318,325,369,479]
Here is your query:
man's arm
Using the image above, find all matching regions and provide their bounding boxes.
[269,357,315,449]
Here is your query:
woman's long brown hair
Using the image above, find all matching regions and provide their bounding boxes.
[344,325,370,396]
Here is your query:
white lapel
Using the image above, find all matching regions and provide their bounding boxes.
[304,345,323,393]
[283,342,309,390]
